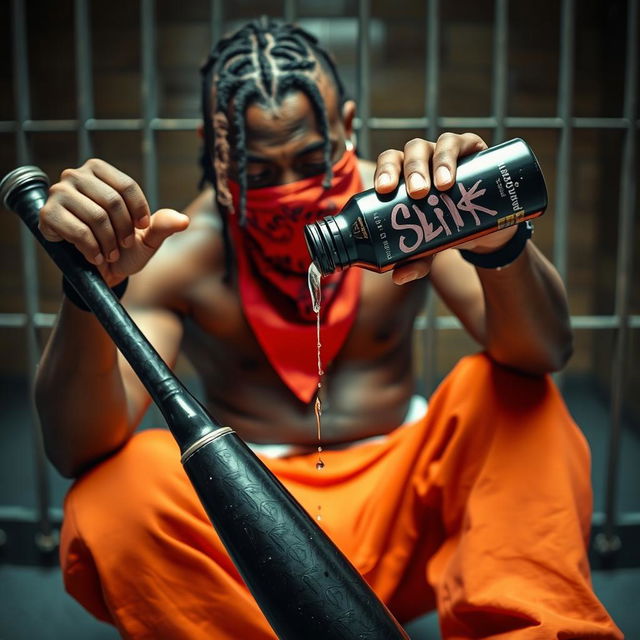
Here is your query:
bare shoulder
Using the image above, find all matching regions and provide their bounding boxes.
[126,186,225,311]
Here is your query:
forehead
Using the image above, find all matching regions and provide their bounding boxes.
[235,72,342,146]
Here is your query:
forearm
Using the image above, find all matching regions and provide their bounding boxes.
[35,300,135,477]
[476,241,573,375]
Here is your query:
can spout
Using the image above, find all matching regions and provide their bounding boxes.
[304,222,337,276]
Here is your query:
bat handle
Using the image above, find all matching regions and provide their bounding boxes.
[0,166,221,451]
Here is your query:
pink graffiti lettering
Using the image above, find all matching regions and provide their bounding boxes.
[456,180,497,224]
[428,194,452,236]
[391,179,498,254]
[391,203,423,253]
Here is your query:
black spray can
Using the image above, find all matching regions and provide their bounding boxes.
[304,137,547,275]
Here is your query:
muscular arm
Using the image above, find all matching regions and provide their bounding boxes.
[374,133,572,375]
[35,298,183,478]
[33,159,192,478]
[429,242,572,374]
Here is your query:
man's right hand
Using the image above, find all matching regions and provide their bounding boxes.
[39,159,190,286]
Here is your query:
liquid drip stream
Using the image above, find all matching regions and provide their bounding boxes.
[308,263,325,521]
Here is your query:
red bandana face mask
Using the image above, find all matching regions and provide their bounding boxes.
[227,149,363,403]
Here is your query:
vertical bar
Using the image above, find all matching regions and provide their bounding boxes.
[74,0,93,162]
[11,0,55,550]
[141,0,158,212]
[425,0,439,141]
[491,0,508,145]
[356,0,371,160]
[551,0,575,391]
[599,0,638,555]
[284,0,296,23]
[423,0,440,395]
[210,0,223,46]
[553,0,574,285]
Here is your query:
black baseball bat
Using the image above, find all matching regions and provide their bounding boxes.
[1,166,409,640]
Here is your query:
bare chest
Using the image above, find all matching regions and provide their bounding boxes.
[183,269,425,370]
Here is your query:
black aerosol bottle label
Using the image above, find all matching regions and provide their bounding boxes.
[304,138,547,275]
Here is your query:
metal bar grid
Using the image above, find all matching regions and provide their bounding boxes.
[421,0,441,396]
[3,115,637,134]
[284,0,296,23]
[550,0,575,391]
[491,0,508,146]
[598,0,639,554]
[356,0,371,160]
[3,312,640,332]
[74,0,93,161]
[141,0,159,212]
[210,0,223,46]
[2,0,638,561]
[9,0,55,552]
[553,0,574,284]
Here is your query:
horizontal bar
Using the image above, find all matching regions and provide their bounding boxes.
[1,506,638,568]
[1,116,638,135]
[0,505,64,522]
[365,116,636,130]
[4,313,639,331]
[414,315,640,331]
[87,118,142,130]
[0,313,57,328]
[593,511,640,527]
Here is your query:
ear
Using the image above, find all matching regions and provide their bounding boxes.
[341,100,356,140]
[197,123,205,140]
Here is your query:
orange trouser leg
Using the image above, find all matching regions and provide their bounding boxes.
[60,431,278,640]
[419,354,622,639]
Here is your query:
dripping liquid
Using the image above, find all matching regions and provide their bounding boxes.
[308,263,325,521]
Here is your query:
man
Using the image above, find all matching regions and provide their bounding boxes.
[35,17,620,640]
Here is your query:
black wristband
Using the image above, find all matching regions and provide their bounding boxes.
[459,220,534,269]
[62,276,129,312]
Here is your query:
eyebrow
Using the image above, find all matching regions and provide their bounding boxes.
[246,139,337,164]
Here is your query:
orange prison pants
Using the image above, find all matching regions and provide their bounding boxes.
[60,354,622,639]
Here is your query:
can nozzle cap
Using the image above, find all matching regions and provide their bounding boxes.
[304,222,340,276]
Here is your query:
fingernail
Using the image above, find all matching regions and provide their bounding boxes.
[397,270,419,285]
[94,253,104,265]
[435,166,451,186]
[137,215,150,229]
[121,234,134,248]
[377,173,391,188]
[408,173,427,192]
[108,249,120,262]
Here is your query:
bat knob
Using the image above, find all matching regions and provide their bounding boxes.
[1,165,49,210]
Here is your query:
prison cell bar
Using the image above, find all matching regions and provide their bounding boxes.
[0,0,638,565]
[596,0,638,556]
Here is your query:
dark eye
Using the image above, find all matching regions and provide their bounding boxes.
[246,167,274,188]
[297,159,326,177]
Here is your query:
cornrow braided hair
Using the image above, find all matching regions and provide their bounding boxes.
[199,17,347,277]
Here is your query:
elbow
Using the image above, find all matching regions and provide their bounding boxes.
[542,322,574,374]
[526,342,572,376]
[35,377,131,479]
[42,436,91,479]
[49,457,84,480]
[38,406,130,479]
[551,331,574,373]
[489,327,574,377]
[44,438,122,479]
